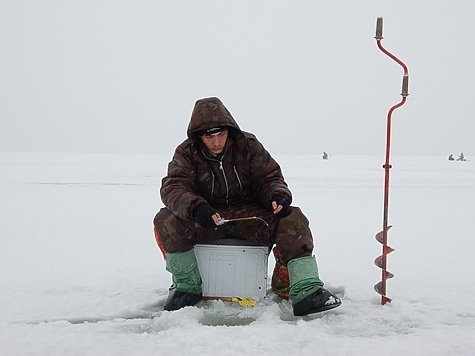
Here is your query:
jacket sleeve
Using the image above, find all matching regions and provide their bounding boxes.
[160,145,208,220]
[247,136,292,209]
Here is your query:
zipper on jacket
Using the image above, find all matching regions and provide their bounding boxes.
[219,159,230,206]
[210,170,215,196]
[202,148,231,206]
[233,165,242,192]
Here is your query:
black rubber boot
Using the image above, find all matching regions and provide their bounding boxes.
[163,290,203,311]
[292,287,341,316]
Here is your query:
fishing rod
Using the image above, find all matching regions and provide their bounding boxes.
[217,216,269,227]
[194,215,270,229]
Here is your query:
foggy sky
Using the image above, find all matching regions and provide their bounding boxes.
[1,0,474,156]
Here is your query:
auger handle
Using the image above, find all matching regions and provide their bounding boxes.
[375,17,383,40]
[401,75,409,97]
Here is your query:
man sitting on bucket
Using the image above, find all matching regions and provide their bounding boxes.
[153,97,341,316]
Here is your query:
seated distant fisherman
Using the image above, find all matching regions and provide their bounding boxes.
[457,153,466,161]
[153,97,341,316]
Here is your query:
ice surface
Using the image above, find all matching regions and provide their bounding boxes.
[1,153,474,355]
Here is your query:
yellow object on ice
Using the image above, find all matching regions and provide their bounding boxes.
[231,297,258,307]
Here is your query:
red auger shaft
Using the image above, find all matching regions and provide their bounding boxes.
[373,17,409,305]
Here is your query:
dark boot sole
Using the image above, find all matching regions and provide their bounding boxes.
[164,291,202,311]
[293,300,341,316]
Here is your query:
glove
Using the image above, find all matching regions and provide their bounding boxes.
[193,204,218,228]
[272,197,291,219]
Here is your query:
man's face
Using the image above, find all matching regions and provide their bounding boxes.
[201,130,228,155]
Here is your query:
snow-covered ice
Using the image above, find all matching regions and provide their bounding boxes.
[1,152,474,355]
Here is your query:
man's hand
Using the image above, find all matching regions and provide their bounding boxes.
[272,197,291,219]
[193,204,221,228]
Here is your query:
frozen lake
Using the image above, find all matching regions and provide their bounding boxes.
[1,152,474,355]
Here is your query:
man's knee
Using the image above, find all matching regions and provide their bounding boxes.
[288,207,310,225]
[152,208,197,253]
[274,206,314,263]
[153,208,172,232]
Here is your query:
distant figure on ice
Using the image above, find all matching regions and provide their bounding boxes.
[448,154,454,161]
[457,153,466,161]
[322,151,328,160]
[153,97,341,316]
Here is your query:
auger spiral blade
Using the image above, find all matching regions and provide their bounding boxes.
[374,226,395,304]
[375,225,392,244]
[374,281,393,304]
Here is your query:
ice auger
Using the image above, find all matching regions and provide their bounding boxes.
[373,17,409,305]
